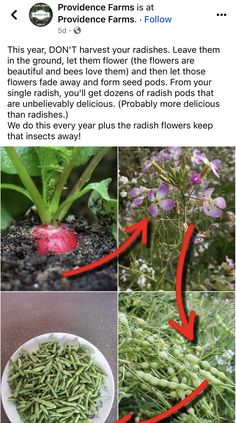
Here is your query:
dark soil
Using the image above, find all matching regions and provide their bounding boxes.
[1,213,117,291]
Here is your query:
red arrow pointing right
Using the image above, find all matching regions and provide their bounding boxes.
[168,224,196,341]
[114,380,209,423]
[62,217,148,277]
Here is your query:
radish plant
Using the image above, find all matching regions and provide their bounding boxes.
[1,147,115,256]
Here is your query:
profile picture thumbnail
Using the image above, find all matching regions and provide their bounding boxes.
[29,3,53,27]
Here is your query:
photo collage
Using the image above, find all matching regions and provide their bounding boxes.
[1,146,235,422]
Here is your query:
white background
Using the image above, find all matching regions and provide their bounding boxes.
[0,0,235,146]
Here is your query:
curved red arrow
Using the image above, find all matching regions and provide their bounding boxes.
[168,224,196,341]
[62,217,148,277]
[114,380,209,423]
[112,223,208,423]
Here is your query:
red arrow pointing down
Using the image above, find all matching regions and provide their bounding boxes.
[168,224,196,341]
[62,217,148,277]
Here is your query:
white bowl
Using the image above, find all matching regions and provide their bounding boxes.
[1,332,115,423]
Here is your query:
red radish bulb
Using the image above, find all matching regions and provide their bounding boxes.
[32,225,78,256]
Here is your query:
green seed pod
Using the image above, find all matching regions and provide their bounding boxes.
[141,383,149,392]
[168,381,178,390]
[134,339,150,347]
[119,313,131,335]
[125,371,132,378]
[178,364,185,372]
[201,360,211,370]
[151,161,165,177]
[172,348,183,358]
[159,351,168,360]
[215,314,235,337]
[136,371,159,387]
[176,388,185,399]
[146,336,156,343]
[192,364,200,371]
[199,369,221,385]
[186,354,199,365]
[179,383,190,390]
[167,367,175,376]
[159,379,168,388]
[169,391,177,399]
[200,360,227,381]
[150,362,158,370]
[187,407,196,416]
[159,340,167,349]
[140,363,149,370]
[191,375,202,388]
[211,367,227,380]
[132,316,147,326]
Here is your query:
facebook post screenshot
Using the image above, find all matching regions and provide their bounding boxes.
[1,1,235,423]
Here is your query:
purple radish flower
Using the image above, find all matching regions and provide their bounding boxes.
[143,163,152,174]
[168,147,182,161]
[225,256,235,270]
[201,188,226,218]
[210,159,221,177]
[148,184,175,217]
[193,234,206,244]
[132,196,144,207]
[189,172,202,185]
[159,199,175,211]
[147,189,155,202]
[191,150,208,167]
[129,187,141,198]
[148,203,159,217]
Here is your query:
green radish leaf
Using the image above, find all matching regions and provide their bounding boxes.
[35,147,72,206]
[1,183,33,201]
[1,147,40,176]
[56,178,113,221]
[75,147,102,167]
[88,184,117,240]
[3,147,50,224]
[1,147,110,225]
[35,147,101,206]
[1,147,102,206]
[1,205,13,230]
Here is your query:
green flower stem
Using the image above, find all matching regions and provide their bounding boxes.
[49,147,81,216]
[150,220,157,258]
[4,147,50,224]
[119,264,157,284]
[57,147,111,221]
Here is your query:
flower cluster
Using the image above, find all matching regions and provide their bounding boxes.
[119,147,234,292]
[129,147,227,219]
[143,147,182,173]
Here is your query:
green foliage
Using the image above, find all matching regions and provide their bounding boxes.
[1,205,12,230]
[1,147,40,176]
[55,178,114,220]
[1,147,116,227]
[75,147,101,167]
[119,292,235,423]
[89,180,118,240]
